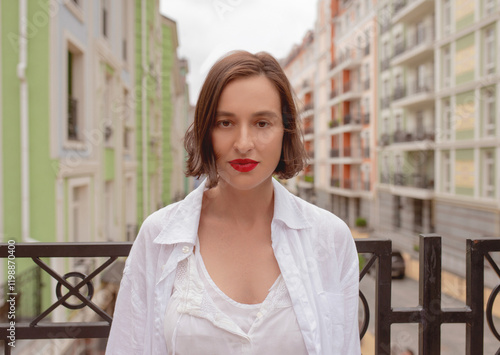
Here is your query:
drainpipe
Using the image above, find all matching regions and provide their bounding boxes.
[18,0,32,243]
[141,0,148,218]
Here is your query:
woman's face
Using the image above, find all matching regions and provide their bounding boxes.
[212,75,284,191]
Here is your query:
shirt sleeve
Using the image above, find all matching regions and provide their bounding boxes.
[105,221,151,354]
[339,224,361,354]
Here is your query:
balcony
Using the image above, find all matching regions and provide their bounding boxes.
[379,133,390,146]
[393,41,406,57]
[390,172,435,199]
[362,113,370,125]
[392,0,435,25]
[393,85,406,101]
[391,27,435,67]
[363,78,370,90]
[344,114,362,125]
[329,89,338,100]
[393,0,407,15]
[364,44,370,56]
[330,177,340,187]
[380,97,391,110]
[363,147,370,158]
[328,120,339,129]
[304,126,314,135]
[330,148,340,158]
[381,58,391,72]
[392,78,434,109]
[380,22,391,35]
[329,49,363,75]
[363,181,371,191]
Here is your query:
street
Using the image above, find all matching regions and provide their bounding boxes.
[360,274,500,354]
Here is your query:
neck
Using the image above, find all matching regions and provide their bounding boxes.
[204,178,275,227]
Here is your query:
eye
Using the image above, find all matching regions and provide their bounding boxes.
[257,121,270,128]
[216,120,232,128]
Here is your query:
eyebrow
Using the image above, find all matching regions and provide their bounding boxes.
[215,110,280,119]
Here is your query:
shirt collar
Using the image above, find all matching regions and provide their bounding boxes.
[153,178,311,245]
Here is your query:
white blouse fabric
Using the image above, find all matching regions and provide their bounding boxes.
[106,178,361,354]
[163,238,308,354]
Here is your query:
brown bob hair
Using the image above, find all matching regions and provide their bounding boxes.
[184,50,308,188]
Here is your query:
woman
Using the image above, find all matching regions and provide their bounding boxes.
[106,51,360,354]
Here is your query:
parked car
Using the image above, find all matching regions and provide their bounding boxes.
[364,251,406,279]
[391,251,406,279]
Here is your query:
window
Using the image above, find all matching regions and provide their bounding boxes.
[104,181,114,241]
[416,64,426,92]
[482,150,495,198]
[103,75,113,144]
[443,0,451,35]
[484,27,495,75]
[443,46,451,88]
[443,151,451,193]
[67,45,84,142]
[70,183,89,242]
[483,88,496,137]
[484,0,495,16]
[122,0,128,61]
[416,21,425,45]
[416,111,424,139]
[443,99,452,140]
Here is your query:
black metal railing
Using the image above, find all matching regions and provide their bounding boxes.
[3,236,500,354]
[0,242,133,355]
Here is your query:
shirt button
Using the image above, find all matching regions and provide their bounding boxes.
[182,246,190,254]
[256,312,263,318]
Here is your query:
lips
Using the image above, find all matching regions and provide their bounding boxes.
[229,159,259,172]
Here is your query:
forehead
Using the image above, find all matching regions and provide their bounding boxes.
[217,76,281,114]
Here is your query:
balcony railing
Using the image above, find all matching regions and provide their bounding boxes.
[393,0,408,15]
[362,113,370,125]
[380,97,391,109]
[363,181,371,191]
[330,177,340,187]
[329,89,338,100]
[363,78,370,90]
[364,44,370,56]
[381,58,391,71]
[2,236,499,354]
[307,150,315,159]
[330,148,340,158]
[391,172,434,189]
[363,147,370,158]
[304,126,314,135]
[393,130,435,143]
[380,133,390,146]
[393,41,406,57]
[393,85,406,101]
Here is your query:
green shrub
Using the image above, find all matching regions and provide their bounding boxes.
[355,217,367,227]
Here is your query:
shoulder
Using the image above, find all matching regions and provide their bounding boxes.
[290,193,350,235]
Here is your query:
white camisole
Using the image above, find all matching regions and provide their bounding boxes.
[163,239,308,354]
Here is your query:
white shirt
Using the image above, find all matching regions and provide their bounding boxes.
[106,178,360,354]
[163,239,308,354]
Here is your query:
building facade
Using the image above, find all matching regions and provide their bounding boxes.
[0,1,191,353]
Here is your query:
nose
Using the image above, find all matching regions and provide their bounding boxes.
[233,125,254,153]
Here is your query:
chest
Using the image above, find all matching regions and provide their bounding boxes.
[197,218,281,304]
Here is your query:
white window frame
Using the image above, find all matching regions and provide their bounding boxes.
[484,27,495,75]
[443,151,451,193]
[68,177,91,243]
[482,150,495,198]
[443,46,451,88]
[484,0,495,16]
[63,33,86,149]
[443,0,451,35]
[484,89,496,137]
[443,99,452,140]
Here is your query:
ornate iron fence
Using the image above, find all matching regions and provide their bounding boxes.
[1,235,500,354]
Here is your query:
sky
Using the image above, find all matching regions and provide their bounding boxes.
[160,0,318,105]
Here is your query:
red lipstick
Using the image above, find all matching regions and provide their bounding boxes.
[229,159,258,172]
